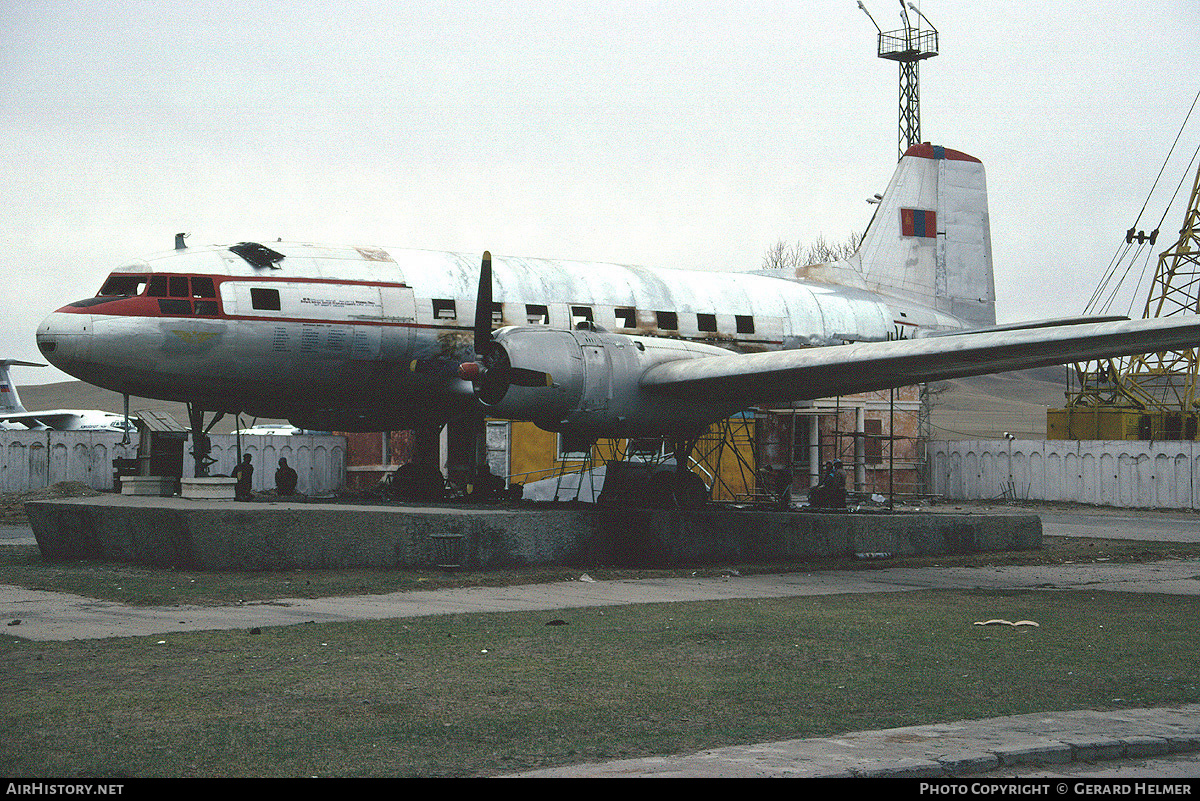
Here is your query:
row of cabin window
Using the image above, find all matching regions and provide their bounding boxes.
[243,289,758,336]
[431,299,756,335]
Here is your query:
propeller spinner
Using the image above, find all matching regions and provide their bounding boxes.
[458,252,552,402]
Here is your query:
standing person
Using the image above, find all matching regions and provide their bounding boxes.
[231,453,254,500]
[826,460,847,509]
[275,457,298,496]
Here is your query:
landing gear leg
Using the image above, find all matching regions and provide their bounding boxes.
[187,404,224,478]
[645,438,709,508]
[670,438,709,509]
[385,426,446,502]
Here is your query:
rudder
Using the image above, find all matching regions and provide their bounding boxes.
[850,144,996,327]
[0,360,43,415]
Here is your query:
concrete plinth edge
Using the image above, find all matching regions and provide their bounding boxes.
[26,495,1043,571]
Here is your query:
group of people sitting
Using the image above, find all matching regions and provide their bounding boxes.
[807,459,847,509]
[230,455,298,501]
[767,459,848,509]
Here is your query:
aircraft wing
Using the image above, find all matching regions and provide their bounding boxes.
[0,411,84,430]
[638,316,1200,404]
[0,410,118,431]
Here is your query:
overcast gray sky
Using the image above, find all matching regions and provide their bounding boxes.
[3,0,1197,386]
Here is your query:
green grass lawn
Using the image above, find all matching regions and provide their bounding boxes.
[3,588,1198,777]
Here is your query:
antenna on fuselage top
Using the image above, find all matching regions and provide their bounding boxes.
[175,233,189,250]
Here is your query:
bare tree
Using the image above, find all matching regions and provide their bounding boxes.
[762,233,861,270]
[762,240,798,271]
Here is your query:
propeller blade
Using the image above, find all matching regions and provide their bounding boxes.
[474,251,493,355]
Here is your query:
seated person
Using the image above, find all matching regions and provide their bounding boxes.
[808,460,846,509]
[275,458,298,495]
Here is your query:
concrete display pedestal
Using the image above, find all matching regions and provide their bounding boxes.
[25,495,1043,571]
[181,477,237,500]
[119,476,178,497]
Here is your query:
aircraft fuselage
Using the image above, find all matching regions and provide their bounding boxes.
[37,242,968,432]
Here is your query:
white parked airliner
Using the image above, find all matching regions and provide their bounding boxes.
[34,144,1200,491]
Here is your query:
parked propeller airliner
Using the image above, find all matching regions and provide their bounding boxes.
[34,144,1200,490]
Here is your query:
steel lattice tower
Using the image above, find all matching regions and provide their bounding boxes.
[860,2,939,158]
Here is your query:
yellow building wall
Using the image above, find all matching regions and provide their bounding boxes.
[502,417,757,501]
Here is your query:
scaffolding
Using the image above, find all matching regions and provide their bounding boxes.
[753,391,927,507]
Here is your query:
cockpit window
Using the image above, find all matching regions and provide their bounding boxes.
[190,276,216,298]
[98,274,148,296]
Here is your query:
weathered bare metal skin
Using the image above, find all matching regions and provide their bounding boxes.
[39,145,1188,440]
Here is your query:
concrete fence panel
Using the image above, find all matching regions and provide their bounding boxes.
[929,439,1198,509]
[0,431,346,495]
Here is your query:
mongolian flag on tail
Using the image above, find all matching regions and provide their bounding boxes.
[900,208,937,239]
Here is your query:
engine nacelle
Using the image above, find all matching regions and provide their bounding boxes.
[475,326,741,438]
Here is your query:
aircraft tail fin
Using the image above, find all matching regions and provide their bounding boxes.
[0,360,43,415]
[808,144,996,328]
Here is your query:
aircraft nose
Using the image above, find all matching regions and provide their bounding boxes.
[36,310,92,376]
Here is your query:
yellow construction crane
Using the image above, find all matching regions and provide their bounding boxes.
[1051,106,1200,440]
[1117,161,1200,414]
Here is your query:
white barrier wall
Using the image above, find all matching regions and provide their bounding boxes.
[928,439,1200,509]
[0,431,346,495]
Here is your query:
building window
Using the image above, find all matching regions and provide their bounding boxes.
[558,431,592,461]
[865,419,884,464]
[627,438,668,460]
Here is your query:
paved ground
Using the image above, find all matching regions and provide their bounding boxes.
[3,558,1200,642]
[5,502,1200,779]
[922,501,1200,543]
[510,705,1200,778]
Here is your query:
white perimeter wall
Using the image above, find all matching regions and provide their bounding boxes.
[928,439,1200,509]
[1,431,346,495]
